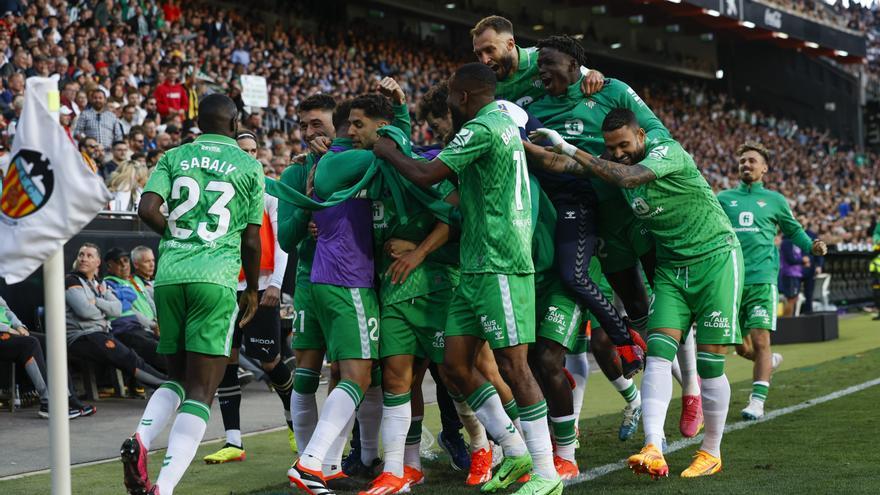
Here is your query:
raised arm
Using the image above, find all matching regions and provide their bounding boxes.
[373,136,452,188]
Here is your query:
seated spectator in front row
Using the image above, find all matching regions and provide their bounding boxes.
[1,296,94,418]
[65,243,166,389]
[102,248,165,373]
[131,245,156,296]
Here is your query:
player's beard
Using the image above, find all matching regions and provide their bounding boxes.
[496,52,516,80]
[449,105,468,135]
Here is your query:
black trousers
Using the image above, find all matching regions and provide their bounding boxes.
[69,332,164,379]
[114,328,167,373]
[554,202,631,345]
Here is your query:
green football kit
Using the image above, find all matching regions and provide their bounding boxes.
[717,182,814,332]
[145,134,264,356]
[620,137,743,345]
[527,76,669,274]
[437,102,536,349]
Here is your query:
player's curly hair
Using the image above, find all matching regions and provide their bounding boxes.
[350,93,394,123]
[417,80,449,121]
[736,141,771,165]
[298,94,336,114]
[535,35,588,67]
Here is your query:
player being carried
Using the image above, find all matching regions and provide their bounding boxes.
[717,142,826,420]
[121,94,265,495]
[375,63,562,495]
[530,108,743,479]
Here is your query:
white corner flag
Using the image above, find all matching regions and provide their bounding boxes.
[0,76,112,284]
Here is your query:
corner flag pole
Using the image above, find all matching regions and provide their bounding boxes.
[42,84,72,495]
[45,248,71,495]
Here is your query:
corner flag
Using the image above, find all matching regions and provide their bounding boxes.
[0,76,112,284]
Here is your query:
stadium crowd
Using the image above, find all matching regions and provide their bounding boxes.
[0,1,873,243]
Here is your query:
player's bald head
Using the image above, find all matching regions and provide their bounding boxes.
[198,94,238,137]
[449,63,497,99]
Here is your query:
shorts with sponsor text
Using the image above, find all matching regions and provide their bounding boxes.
[536,276,585,352]
[647,247,744,346]
[740,283,778,333]
[379,289,452,364]
[446,273,535,350]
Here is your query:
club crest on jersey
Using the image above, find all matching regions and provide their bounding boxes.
[757,201,767,208]
[1,149,54,220]
[631,197,651,216]
[585,100,596,109]
[704,310,731,335]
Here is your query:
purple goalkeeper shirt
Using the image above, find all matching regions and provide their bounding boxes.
[309,195,375,288]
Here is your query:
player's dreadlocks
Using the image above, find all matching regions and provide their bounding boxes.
[535,35,588,67]
[417,80,449,121]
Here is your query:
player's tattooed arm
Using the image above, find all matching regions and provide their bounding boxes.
[564,151,657,189]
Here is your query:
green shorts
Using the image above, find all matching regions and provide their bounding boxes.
[596,199,654,274]
[291,282,326,351]
[536,276,585,352]
[311,283,380,362]
[446,273,535,350]
[740,283,778,332]
[380,289,452,363]
[155,283,238,357]
[648,247,744,345]
[567,334,590,354]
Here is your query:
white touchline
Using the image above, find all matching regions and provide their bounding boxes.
[566,376,880,485]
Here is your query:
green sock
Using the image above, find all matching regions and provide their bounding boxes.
[751,381,769,402]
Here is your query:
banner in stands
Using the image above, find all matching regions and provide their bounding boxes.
[685,0,867,57]
[0,77,112,284]
[240,74,269,108]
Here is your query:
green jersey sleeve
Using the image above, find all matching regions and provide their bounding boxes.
[638,140,683,179]
[437,122,491,174]
[144,153,172,200]
[392,103,412,137]
[246,168,265,226]
[277,163,311,253]
[774,194,813,252]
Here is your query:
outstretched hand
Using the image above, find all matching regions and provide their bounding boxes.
[529,128,577,157]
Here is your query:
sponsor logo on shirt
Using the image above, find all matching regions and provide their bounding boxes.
[200,145,221,153]
[704,310,731,336]
[564,119,584,136]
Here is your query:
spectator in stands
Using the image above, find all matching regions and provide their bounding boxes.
[108,160,147,212]
[780,238,807,316]
[0,295,95,418]
[131,245,156,295]
[60,105,73,141]
[183,65,200,120]
[105,140,129,178]
[119,105,137,135]
[60,80,81,115]
[155,131,172,152]
[73,87,124,154]
[78,136,103,177]
[102,248,164,372]
[128,127,146,154]
[0,71,23,109]
[65,243,166,389]
[154,64,188,119]
[143,120,158,151]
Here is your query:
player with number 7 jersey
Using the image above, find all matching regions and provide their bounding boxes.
[144,133,264,357]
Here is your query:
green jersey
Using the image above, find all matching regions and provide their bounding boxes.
[527,77,670,203]
[437,102,534,274]
[496,46,545,107]
[717,182,813,285]
[532,181,557,282]
[145,134,264,290]
[621,137,738,266]
[277,156,317,289]
[373,178,460,305]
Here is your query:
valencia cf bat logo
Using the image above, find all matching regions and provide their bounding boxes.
[1,149,54,219]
